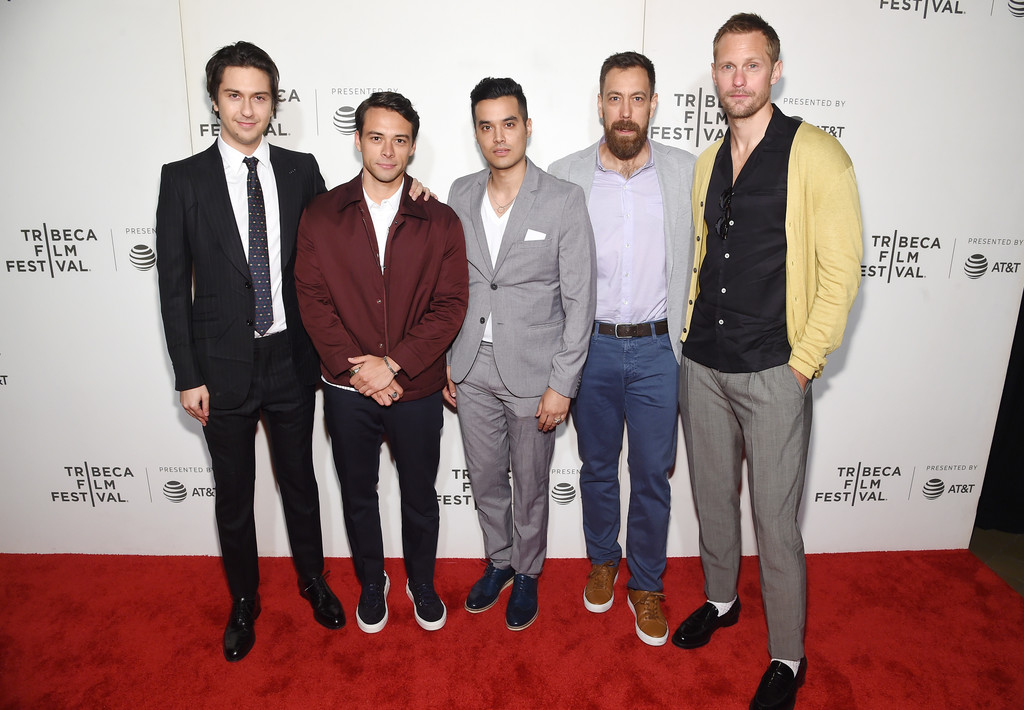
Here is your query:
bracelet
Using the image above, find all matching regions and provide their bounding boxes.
[382,356,398,380]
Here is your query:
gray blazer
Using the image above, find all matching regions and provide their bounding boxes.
[549,140,696,362]
[447,158,596,398]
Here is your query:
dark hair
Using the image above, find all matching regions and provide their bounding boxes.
[469,77,529,123]
[713,13,781,65]
[599,52,656,96]
[355,91,420,140]
[205,41,279,118]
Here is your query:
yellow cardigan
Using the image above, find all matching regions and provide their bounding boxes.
[682,122,863,379]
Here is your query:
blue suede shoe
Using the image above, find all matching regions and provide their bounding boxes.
[505,573,538,631]
[465,562,516,613]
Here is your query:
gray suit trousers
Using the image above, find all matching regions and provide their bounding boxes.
[679,357,812,660]
[458,343,554,577]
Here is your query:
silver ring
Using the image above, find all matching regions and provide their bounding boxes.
[554,417,563,424]
[390,391,399,400]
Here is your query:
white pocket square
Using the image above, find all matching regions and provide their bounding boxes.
[524,229,547,242]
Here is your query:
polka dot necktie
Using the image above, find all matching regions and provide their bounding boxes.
[243,156,273,335]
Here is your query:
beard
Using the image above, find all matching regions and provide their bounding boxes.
[720,88,771,120]
[604,119,647,160]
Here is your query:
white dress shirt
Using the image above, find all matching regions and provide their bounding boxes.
[218,136,286,337]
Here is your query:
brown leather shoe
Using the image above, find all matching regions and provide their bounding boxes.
[583,561,618,613]
[627,589,668,646]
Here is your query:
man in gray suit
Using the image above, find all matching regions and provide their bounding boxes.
[444,77,596,631]
[549,52,695,646]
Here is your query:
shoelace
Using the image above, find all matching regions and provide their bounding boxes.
[361,582,385,604]
[408,582,439,608]
[587,564,615,591]
[303,572,331,599]
[634,592,666,622]
[231,602,257,625]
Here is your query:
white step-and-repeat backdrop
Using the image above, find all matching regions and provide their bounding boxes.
[2,0,1022,560]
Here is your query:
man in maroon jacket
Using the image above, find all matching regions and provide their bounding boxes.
[295,92,468,634]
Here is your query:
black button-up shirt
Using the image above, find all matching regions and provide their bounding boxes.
[683,106,801,373]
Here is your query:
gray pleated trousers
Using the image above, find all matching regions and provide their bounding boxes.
[457,343,555,578]
[679,356,812,660]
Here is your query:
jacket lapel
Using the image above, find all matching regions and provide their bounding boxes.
[195,143,250,278]
[653,143,680,277]
[492,158,540,274]
[467,171,494,277]
[270,144,298,267]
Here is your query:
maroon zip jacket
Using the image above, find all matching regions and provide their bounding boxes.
[295,173,468,401]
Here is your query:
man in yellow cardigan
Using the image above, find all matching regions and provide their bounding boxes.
[672,13,862,710]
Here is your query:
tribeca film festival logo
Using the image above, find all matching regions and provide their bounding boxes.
[6,224,99,276]
[861,228,942,282]
[158,466,215,503]
[51,462,136,506]
[877,0,965,18]
[649,87,727,149]
[814,462,903,506]
[652,88,850,150]
[439,468,475,507]
[326,86,398,136]
[880,0,1024,17]
[197,88,302,140]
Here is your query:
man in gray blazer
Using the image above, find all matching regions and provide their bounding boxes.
[549,51,695,646]
[444,77,596,631]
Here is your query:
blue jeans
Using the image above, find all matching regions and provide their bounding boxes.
[572,328,678,592]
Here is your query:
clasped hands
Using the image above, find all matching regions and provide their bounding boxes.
[349,355,403,407]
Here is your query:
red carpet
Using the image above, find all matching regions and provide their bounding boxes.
[1,552,1021,709]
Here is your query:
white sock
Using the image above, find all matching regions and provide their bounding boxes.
[708,596,736,616]
[772,658,801,676]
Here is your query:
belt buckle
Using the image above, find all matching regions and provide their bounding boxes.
[614,323,634,338]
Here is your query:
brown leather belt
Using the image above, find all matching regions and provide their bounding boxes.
[594,319,669,338]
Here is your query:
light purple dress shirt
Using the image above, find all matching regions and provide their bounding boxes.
[589,142,667,325]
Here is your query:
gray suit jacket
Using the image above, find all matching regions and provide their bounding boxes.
[549,140,696,362]
[447,159,596,398]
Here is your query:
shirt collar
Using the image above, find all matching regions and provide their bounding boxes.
[217,136,271,173]
[595,137,656,174]
[362,185,402,210]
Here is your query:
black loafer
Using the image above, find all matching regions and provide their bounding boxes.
[465,562,515,613]
[301,574,345,629]
[671,599,740,649]
[223,595,261,662]
[750,657,806,710]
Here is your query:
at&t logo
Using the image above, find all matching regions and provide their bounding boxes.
[922,478,976,499]
[551,482,577,505]
[162,480,216,502]
[334,106,357,135]
[963,253,1020,278]
[163,480,187,502]
[129,245,156,271]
